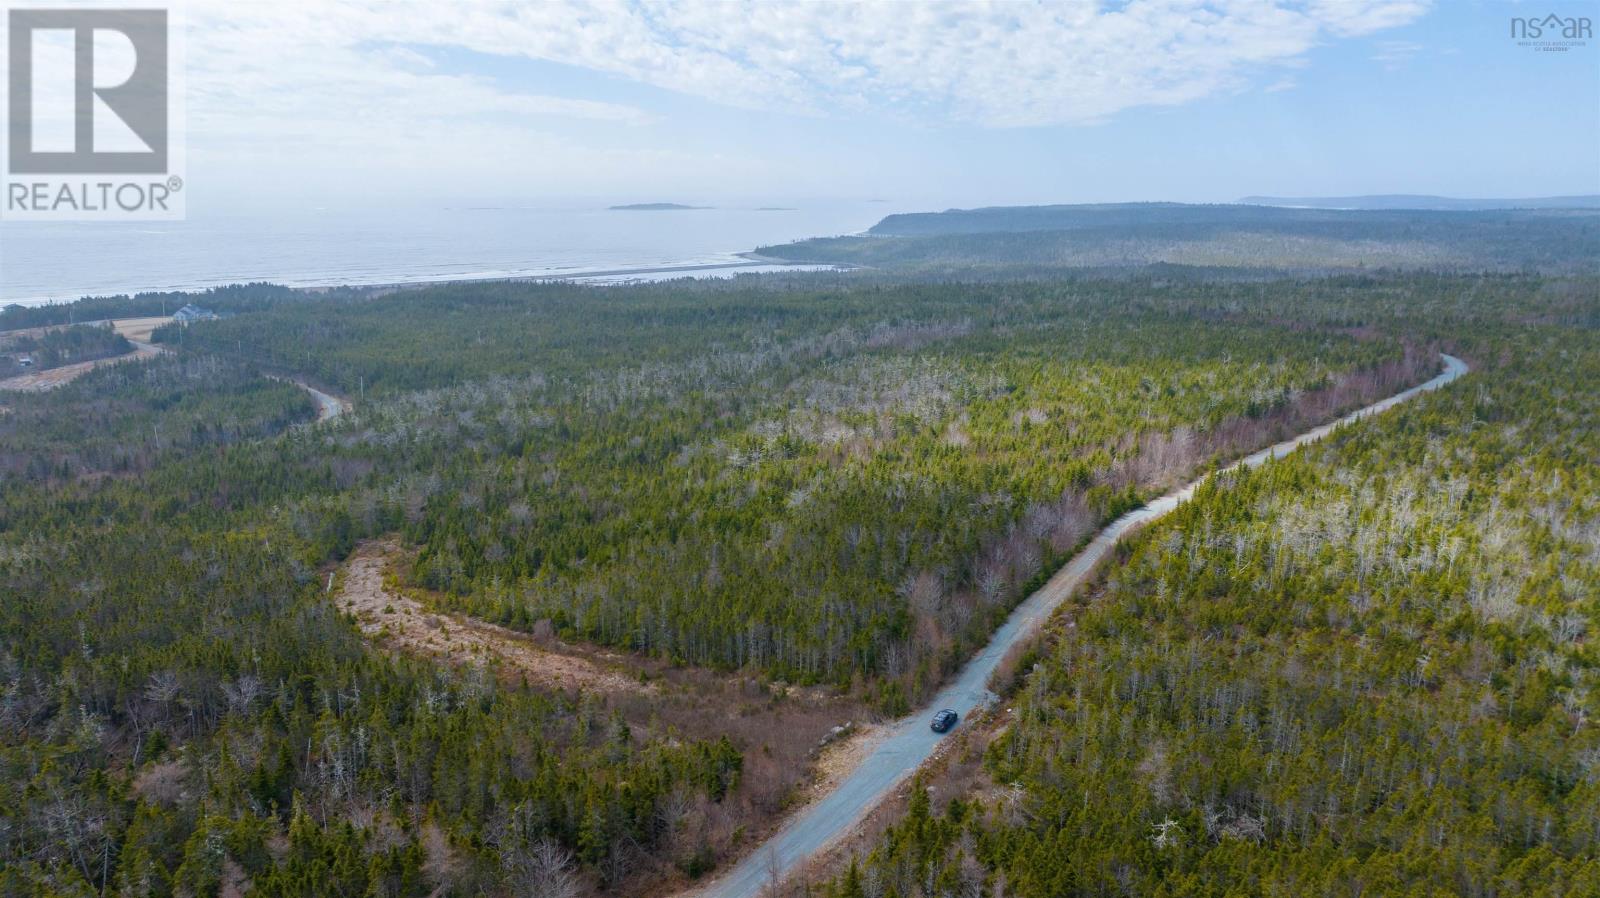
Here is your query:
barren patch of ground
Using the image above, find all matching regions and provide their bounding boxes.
[0,317,174,392]
[334,538,878,898]
[769,707,1010,898]
[0,341,166,392]
[336,539,651,695]
[798,723,888,806]
[3,316,170,342]
[110,317,171,343]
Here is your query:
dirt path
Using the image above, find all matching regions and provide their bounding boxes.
[3,315,172,340]
[796,724,888,806]
[0,314,352,423]
[335,540,895,898]
[266,375,351,422]
[335,540,652,695]
[289,379,350,422]
[0,317,174,392]
[299,382,351,422]
[0,340,168,392]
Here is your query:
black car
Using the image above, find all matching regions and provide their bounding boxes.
[930,709,958,733]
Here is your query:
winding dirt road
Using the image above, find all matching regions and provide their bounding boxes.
[300,382,350,421]
[0,341,166,392]
[269,376,350,422]
[0,316,350,424]
[0,315,174,392]
[692,353,1470,898]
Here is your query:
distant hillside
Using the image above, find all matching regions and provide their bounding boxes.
[1241,194,1600,211]
[608,202,708,211]
[867,202,1289,236]
[756,202,1600,274]
[865,201,1600,236]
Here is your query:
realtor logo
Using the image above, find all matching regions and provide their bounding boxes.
[3,5,184,219]
[8,8,167,172]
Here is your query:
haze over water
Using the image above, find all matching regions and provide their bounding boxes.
[0,199,887,305]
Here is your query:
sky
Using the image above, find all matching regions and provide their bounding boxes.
[40,0,1600,211]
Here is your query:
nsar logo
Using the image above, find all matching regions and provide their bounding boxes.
[1510,13,1593,52]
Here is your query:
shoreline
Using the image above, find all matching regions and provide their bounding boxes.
[350,259,846,293]
[3,258,850,309]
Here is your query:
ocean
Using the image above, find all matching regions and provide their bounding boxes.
[0,199,888,306]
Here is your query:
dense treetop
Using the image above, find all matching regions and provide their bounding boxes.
[2,263,1594,897]
[807,327,1600,898]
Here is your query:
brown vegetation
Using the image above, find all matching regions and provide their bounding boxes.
[336,538,881,896]
[110,317,172,343]
[336,539,651,695]
[0,341,165,392]
[770,707,1010,898]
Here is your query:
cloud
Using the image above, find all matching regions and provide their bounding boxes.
[187,0,1430,132]
[184,6,652,135]
[1371,39,1425,70]
[1309,0,1431,37]
[169,1,1433,198]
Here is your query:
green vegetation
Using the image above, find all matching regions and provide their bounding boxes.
[0,284,304,334]
[3,252,1595,897]
[0,356,747,896]
[864,202,1600,236]
[0,516,744,897]
[0,354,313,479]
[0,325,131,377]
[156,279,1424,702]
[757,204,1600,274]
[809,326,1600,897]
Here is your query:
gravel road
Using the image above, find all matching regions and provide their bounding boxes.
[691,353,1469,898]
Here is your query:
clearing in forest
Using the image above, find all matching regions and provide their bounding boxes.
[0,316,174,392]
[336,539,653,695]
[0,341,166,392]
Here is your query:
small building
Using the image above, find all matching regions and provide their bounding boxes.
[17,356,33,368]
[172,304,218,324]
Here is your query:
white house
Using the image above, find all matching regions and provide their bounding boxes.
[172,304,218,324]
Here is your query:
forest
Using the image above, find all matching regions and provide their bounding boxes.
[801,324,1600,896]
[1,262,1595,897]
[756,204,1600,275]
[0,285,307,334]
[150,278,1432,704]
[863,202,1598,236]
[0,355,313,479]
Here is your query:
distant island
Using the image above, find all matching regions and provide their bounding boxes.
[756,206,797,211]
[1240,194,1600,211]
[608,202,710,211]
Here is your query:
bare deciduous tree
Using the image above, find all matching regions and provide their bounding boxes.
[222,674,263,717]
[505,838,579,898]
